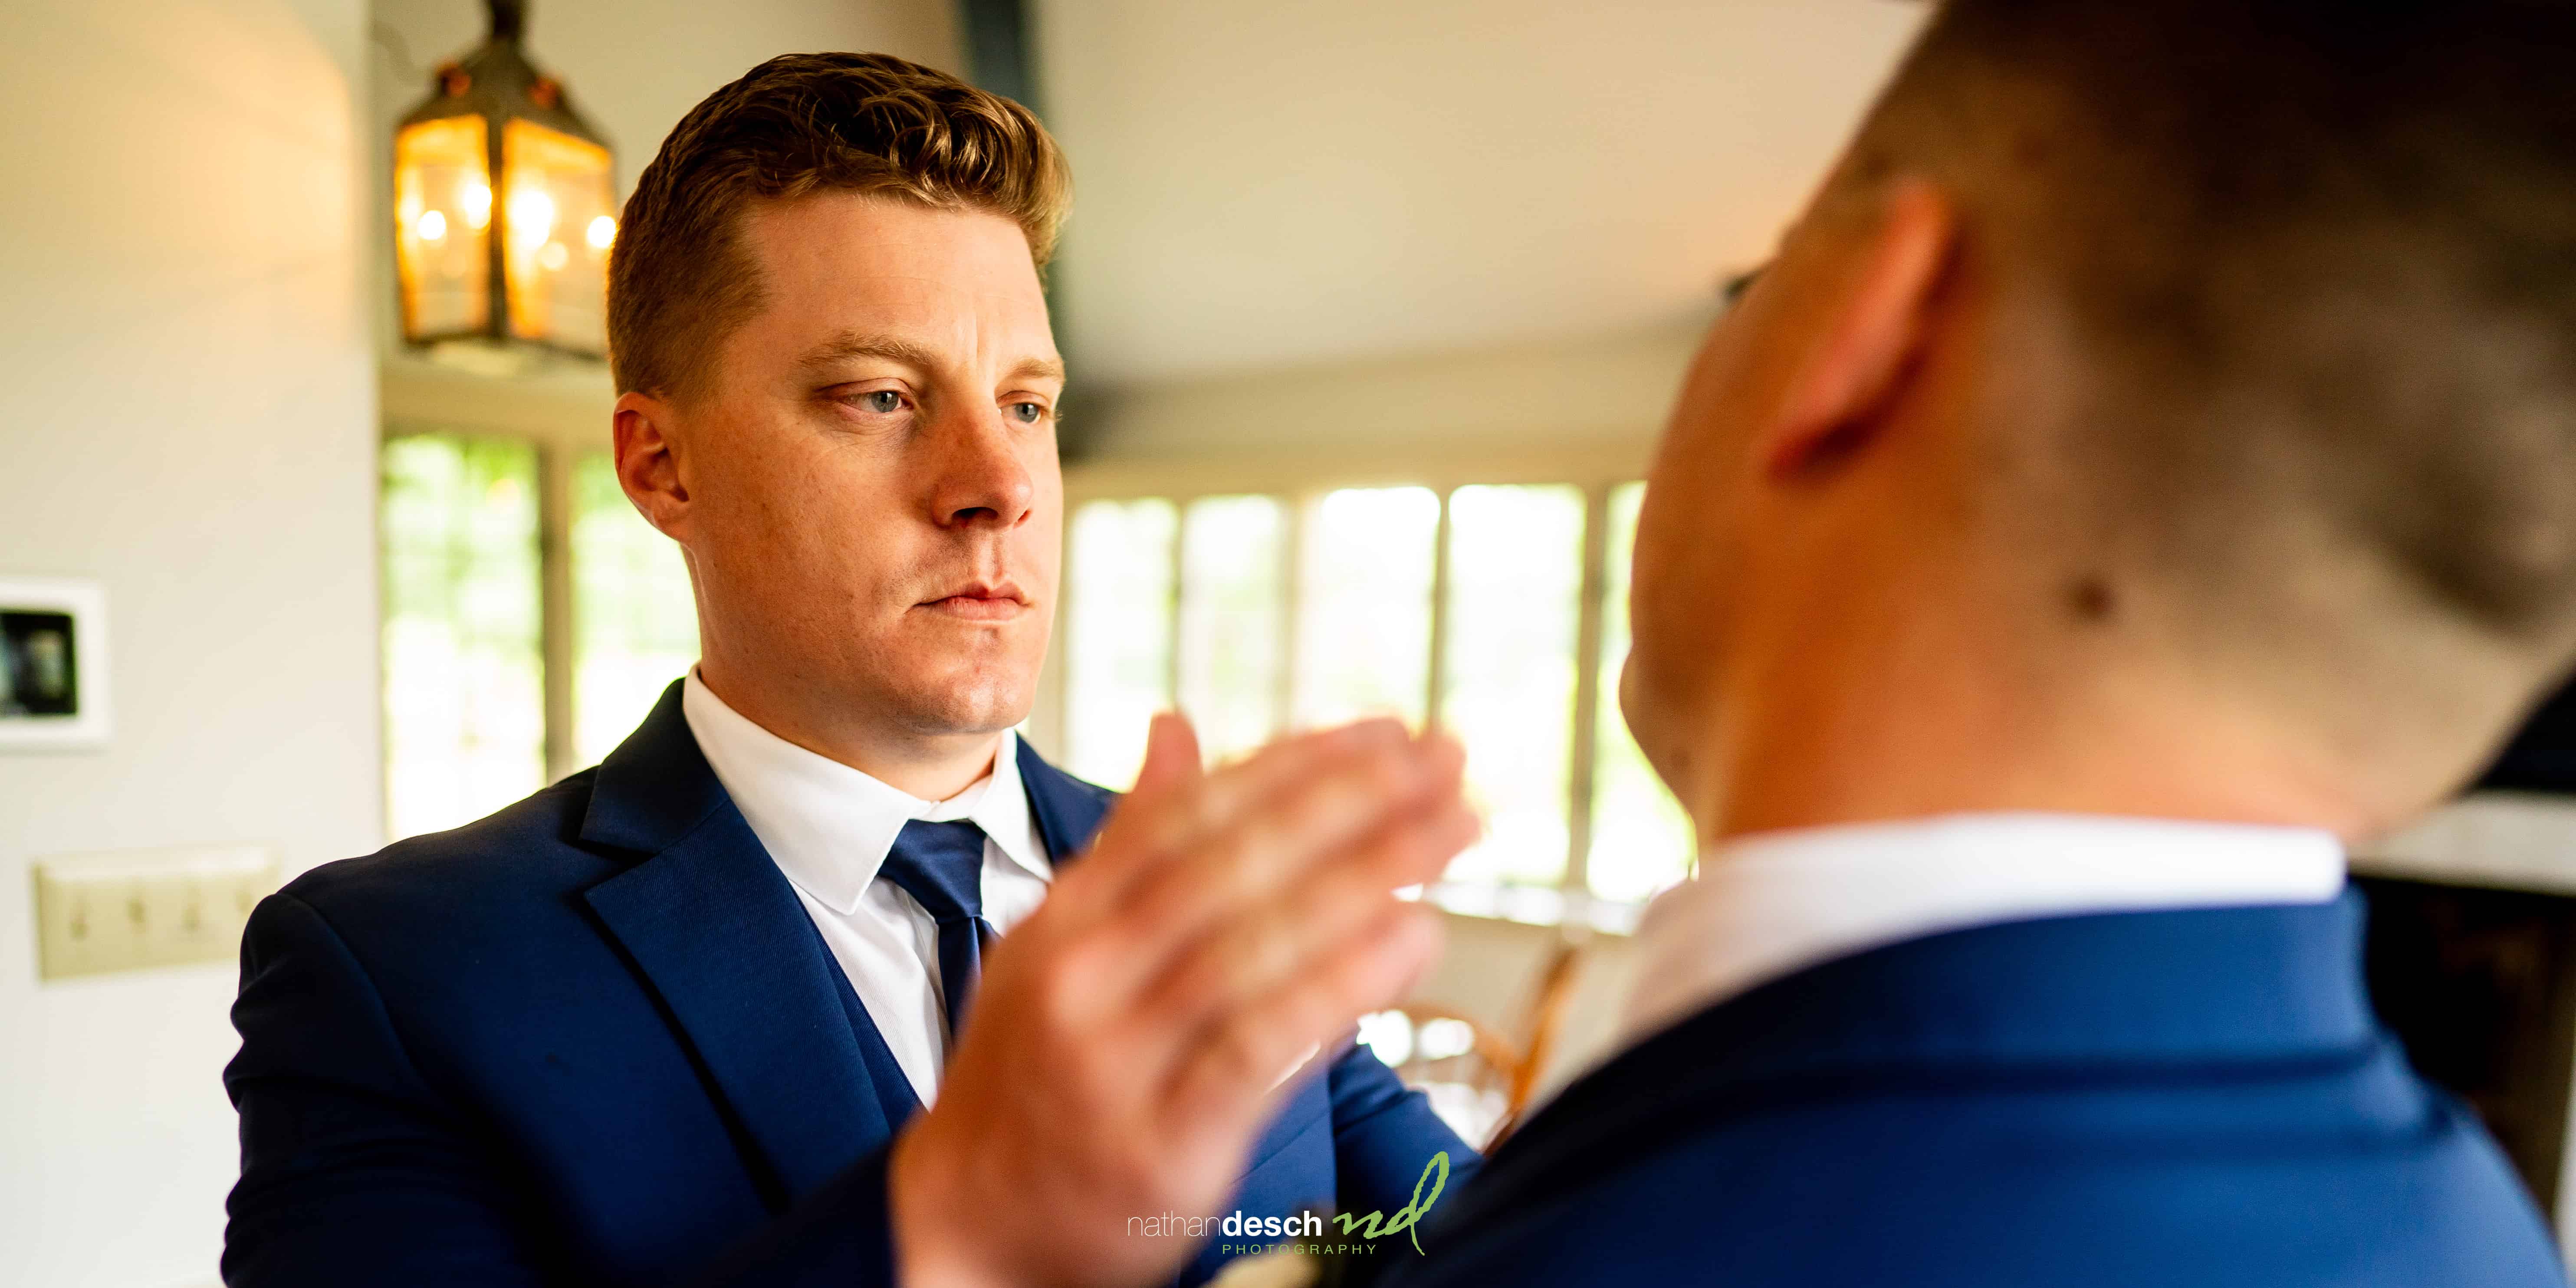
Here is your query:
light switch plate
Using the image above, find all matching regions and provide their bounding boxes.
[32,846,279,980]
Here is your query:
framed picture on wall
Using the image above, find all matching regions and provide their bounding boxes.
[0,577,109,750]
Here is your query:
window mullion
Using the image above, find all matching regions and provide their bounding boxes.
[536,440,578,784]
[1275,493,1305,737]
[1563,483,1614,913]
[1164,498,1187,720]
[1423,488,1455,732]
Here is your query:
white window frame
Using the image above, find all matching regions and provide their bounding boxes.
[1045,440,1669,930]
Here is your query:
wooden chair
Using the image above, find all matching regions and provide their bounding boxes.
[1380,935,1587,1148]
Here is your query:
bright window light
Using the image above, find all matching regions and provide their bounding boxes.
[1588,481,1697,902]
[1177,495,1287,763]
[380,434,545,841]
[1441,484,1585,888]
[1065,498,1178,789]
[1294,486,1439,728]
[572,451,698,768]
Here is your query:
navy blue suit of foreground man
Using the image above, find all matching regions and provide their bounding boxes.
[223,685,1471,1288]
[1377,900,2560,1288]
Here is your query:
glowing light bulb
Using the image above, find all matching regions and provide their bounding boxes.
[462,182,492,230]
[509,188,555,250]
[586,214,617,250]
[539,242,569,271]
[415,209,447,242]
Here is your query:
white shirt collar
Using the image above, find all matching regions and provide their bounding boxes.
[679,670,1050,915]
[1617,812,2347,1049]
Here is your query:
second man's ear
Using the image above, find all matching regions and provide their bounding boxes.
[1761,178,1958,481]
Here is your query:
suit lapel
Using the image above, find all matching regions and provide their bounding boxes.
[1017,734,1115,865]
[575,710,1118,1207]
[578,682,897,1207]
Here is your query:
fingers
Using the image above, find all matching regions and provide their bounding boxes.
[1130,711,1204,798]
[1130,765,1477,1034]
[1161,904,1445,1134]
[901,715,1474,1288]
[1043,718,1410,932]
[1082,729,1462,1012]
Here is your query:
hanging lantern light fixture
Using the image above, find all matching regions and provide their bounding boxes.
[393,0,615,362]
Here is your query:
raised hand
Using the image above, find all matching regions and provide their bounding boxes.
[890,713,1476,1288]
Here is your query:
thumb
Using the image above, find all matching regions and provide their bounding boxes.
[1131,711,1204,797]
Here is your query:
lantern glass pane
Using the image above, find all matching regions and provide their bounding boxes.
[393,115,492,339]
[501,119,614,354]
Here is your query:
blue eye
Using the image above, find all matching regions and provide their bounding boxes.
[863,390,904,414]
[1008,401,1045,424]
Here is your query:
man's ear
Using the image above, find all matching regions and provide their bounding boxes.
[612,391,691,538]
[1764,179,1957,479]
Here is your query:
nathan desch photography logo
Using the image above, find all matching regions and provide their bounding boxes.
[1128,1151,1453,1258]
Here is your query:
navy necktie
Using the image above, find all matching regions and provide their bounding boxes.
[876,819,995,1042]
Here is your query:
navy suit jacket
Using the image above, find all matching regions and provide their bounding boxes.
[1375,898,2565,1288]
[223,683,1472,1288]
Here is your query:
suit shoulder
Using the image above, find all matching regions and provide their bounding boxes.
[1397,1077,2562,1288]
[282,768,616,919]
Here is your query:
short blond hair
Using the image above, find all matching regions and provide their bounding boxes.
[606,52,1071,401]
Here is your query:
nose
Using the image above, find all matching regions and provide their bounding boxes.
[924,404,1037,531]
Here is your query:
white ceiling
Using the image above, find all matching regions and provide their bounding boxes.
[1036,0,1927,389]
[369,0,1925,413]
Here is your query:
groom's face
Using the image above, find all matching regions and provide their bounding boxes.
[668,192,1065,737]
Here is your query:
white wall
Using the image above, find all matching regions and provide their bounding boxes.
[1072,313,1708,473]
[0,0,379,1284]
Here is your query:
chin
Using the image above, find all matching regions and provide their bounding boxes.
[887,669,1035,739]
[1620,652,1699,798]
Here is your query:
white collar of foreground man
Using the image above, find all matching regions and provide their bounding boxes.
[679,669,1051,913]
[1617,813,2349,1050]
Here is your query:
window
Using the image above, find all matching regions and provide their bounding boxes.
[1441,485,1585,892]
[571,450,696,767]
[1589,483,1695,903]
[381,434,545,842]
[1056,480,1698,925]
[1177,495,1288,762]
[1061,498,1178,789]
[379,434,1703,920]
[1297,487,1440,728]
[378,432,699,840]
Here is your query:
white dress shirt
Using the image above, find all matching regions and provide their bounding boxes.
[680,671,1051,1105]
[1616,812,2349,1051]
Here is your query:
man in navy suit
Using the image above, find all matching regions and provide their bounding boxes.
[1370,2,2576,1285]
[222,54,1475,1288]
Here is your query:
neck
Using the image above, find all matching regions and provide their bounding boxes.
[1695,615,2373,849]
[692,659,1003,801]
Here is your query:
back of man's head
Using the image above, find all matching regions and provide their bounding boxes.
[1847,0,2576,804]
